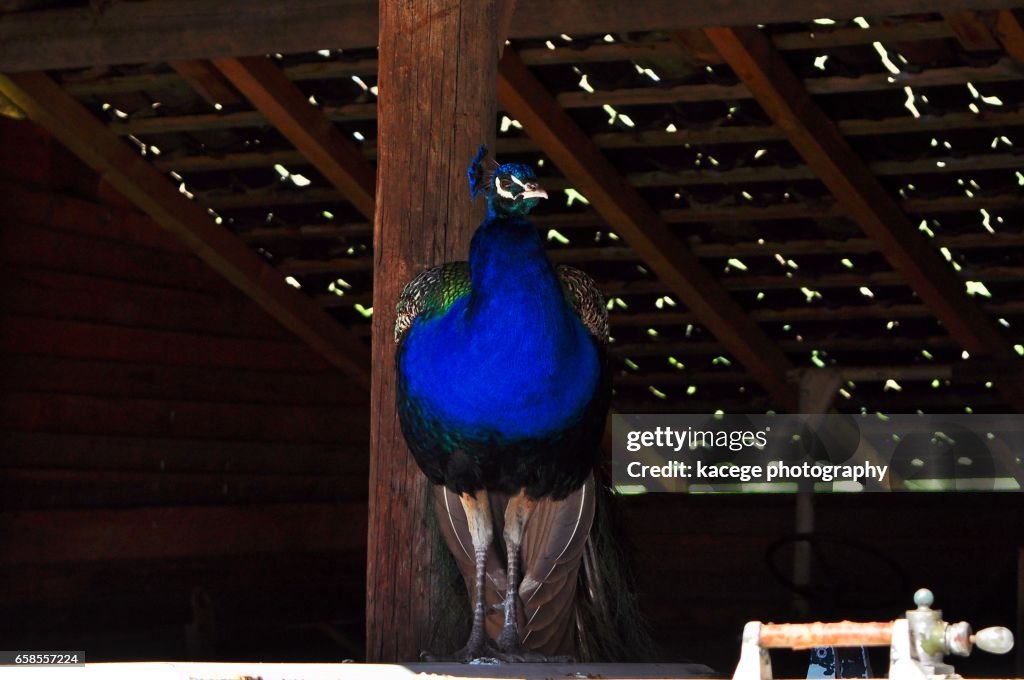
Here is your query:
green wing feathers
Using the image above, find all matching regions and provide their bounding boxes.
[394,262,472,342]
[394,261,607,344]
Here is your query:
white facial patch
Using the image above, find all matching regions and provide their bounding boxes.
[495,176,515,200]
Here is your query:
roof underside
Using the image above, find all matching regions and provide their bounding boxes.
[8,5,1024,414]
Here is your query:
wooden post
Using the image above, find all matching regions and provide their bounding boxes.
[368,0,511,662]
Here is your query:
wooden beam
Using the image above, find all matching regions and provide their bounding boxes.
[169,59,243,107]
[498,49,798,411]
[703,26,1024,409]
[945,9,1024,64]
[2,0,1022,71]
[0,71,371,389]
[945,10,1002,50]
[212,56,376,220]
[63,21,956,99]
[994,9,1024,63]
[368,0,507,662]
[669,29,726,65]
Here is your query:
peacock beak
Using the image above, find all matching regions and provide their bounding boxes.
[519,182,548,200]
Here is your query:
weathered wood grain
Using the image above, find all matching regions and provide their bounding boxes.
[367,0,507,662]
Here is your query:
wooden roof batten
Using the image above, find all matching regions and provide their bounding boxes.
[497,49,800,412]
[0,71,372,390]
[703,25,1024,410]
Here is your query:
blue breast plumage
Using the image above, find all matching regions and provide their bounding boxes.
[394,161,609,500]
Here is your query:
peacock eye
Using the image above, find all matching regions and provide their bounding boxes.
[499,179,512,189]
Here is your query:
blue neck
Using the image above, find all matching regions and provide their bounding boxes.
[467,215,568,325]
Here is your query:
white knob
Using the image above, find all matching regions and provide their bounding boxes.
[974,627,1014,655]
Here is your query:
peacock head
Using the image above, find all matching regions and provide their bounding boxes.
[467,144,548,218]
[488,163,548,217]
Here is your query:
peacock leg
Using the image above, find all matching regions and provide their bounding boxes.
[454,489,499,661]
[495,490,535,655]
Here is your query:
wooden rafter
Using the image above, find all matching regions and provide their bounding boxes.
[943,9,1024,63]
[496,49,799,411]
[2,0,1023,72]
[945,10,1002,50]
[994,9,1024,62]
[0,71,371,389]
[212,56,376,220]
[169,59,242,107]
[703,26,1024,408]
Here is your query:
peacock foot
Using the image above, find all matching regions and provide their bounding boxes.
[493,626,575,663]
[421,635,503,663]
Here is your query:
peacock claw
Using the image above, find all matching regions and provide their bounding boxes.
[493,626,575,663]
[422,636,504,663]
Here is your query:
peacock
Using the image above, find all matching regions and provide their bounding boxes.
[394,145,610,661]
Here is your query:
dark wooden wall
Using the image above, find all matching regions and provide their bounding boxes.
[0,120,369,660]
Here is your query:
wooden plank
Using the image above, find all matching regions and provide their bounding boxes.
[1,0,1021,71]
[498,48,798,410]
[213,56,376,220]
[555,58,1022,108]
[0,224,231,292]
[0,431,356,475]
[0,273,292,340]
[369,0,509,662]
[110,103,376,135]
[613,299,1024,326]
[0,552,365,630]
[0,119,102,196]
[0,71,371,389]
[0,180,190,254]
[0,392,366,443]
[2,467,364,510]
[616,364,954,387]
[169,59,242,107]
[0,355,364,405]
[201,186,342,210]
[688,233,1024,258]
[608,334,967,358]
[0,316,329,371]
[0,502,366,565]
[705,26,1024,409]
